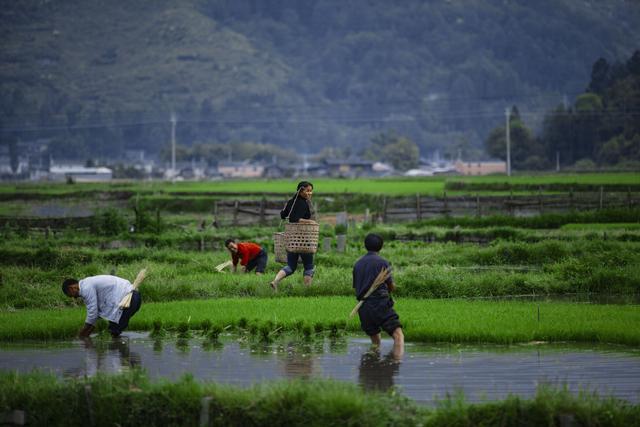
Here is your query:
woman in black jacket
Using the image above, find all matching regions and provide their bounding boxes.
[270,181,316,291]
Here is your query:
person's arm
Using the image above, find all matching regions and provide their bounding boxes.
[280,199,293,220]
[298,218,316,224]
[82,284,99,335]
[231,252,239,272]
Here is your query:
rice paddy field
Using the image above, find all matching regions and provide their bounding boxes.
[1,171,639,196]
[1,175,639,424]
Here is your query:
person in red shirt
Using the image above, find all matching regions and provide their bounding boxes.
[225,239,268,275]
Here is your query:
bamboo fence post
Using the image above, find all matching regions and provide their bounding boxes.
[233,200,239,225]
[538,186,543,214]
[569,187,574,210]
[1,410,25,426]
[382,196,387,223]
[443,191,449,216]
[508,190,513,216]
[599,186,604,210]
[199,396,213,427]
[84,385,95,427]
[322,237,332,252]
[259,197,266,225]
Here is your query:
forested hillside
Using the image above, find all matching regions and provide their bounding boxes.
[1,0,639,162]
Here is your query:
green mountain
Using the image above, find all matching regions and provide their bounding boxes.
[1,0,639,160]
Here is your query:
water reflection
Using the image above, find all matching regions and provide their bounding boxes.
[2,336,639,405]
[63,336,141,377]
[358,348,401,392]
[281,341,317,379]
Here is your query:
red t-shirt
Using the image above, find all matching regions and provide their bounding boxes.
[232,242,263,266]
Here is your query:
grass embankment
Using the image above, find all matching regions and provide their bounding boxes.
[1,371,638,427]
[1,297,638,345]
[2,236,639,309]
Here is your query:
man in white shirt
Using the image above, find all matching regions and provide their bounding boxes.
[62,275,142,338]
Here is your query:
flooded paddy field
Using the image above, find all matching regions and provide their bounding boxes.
[2,334,639,405]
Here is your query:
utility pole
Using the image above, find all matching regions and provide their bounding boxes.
[170,113,177,178]
[505,108,511,177]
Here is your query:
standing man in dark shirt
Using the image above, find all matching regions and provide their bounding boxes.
[353,233,404,358]
[270,181,317,291]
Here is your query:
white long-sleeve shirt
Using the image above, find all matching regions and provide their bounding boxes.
[79,275,133,325]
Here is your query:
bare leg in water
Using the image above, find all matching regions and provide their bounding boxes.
[369,328,404,360]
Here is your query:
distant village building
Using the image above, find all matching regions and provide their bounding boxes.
[454,160,506,175]
[217,161,265,178]
[263,163,286,179]
[372,162,394,175]
[324,158,374,178]
[49,165,113,182]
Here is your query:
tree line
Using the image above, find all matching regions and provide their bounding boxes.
[485,50,640,171]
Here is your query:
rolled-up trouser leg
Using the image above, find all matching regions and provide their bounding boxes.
[282,251,299,276]
[301,253,314,277]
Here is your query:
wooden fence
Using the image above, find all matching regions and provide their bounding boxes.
[381,188,640,222]
[213,198,285,226]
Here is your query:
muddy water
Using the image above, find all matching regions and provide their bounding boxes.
[1,335,639,404]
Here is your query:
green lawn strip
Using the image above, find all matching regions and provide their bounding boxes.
[1,298,638,345]
[2,371,638,427]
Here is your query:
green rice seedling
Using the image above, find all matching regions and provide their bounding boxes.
[302,324,313,340]
[176,321,190,339]
[314,322,324,333]
[2,297,640,345]
[200,319,212,332]
[207,324,223,341]
[237,317,248,329]
[259,324,272,343]
[149,319,165,338]
[248,322,259,336]
[329,321,340,338]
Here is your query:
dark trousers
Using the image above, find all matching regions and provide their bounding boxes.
[283,252,314,277]
[109,290,141,337]
[246,249,268,273]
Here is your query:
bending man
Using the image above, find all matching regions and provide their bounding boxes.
[62,275,142,338]
[225,239,268,275]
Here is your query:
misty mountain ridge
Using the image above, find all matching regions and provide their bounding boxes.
[1,0,640,161]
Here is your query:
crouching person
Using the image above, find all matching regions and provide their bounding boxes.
[353,233,404,358]
[225,239,268,275]
[62,275,142,338]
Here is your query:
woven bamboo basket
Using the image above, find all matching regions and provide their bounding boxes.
[273,232,288,263]
[284,222,319,254]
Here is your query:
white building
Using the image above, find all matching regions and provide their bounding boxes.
[49,165,113,182]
